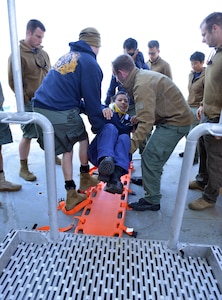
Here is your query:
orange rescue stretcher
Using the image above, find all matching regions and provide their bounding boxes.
[35,162,137,237]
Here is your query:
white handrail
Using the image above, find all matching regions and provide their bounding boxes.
[168,114,222,250]
[6,0,60,242]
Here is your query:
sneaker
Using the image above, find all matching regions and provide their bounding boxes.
[128,198,160,211]
[131,176,143,186]
[98,157,115,176]
[104,181,123,194]
[188,198,215,210]
[189,181,205,191]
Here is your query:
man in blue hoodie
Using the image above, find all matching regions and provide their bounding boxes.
[32,27,104,211]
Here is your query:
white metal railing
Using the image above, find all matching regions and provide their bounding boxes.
[168,119,222,250]
[6,0,60,241]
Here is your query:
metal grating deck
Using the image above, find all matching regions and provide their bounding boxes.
[0,230,222,300]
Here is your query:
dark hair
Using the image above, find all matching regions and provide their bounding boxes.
[111,91,129,103]
[148,40,159,49]
[190,51,205,62]
[201,12,222,32]
[123,38,138,50]
[112,54,135,73]
[26,19,46,33]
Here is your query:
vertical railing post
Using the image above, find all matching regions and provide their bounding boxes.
[167,122,222,250]
[6,0,60,241]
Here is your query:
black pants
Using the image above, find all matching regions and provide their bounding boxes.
[196,126,222,203]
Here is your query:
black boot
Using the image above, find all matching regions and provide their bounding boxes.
[131,176,143,186]
[98,156,115,182]
[104,166,125,194]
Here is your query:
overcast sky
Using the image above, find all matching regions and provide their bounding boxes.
[1,0,221,110]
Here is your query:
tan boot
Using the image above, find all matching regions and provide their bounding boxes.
[19,159,36,181]
[55,156,61,165]
[65,189,87,211]
[79,172,98,191]
[189,181,204,191]
[0,172,22,192]
[188,198,215,210]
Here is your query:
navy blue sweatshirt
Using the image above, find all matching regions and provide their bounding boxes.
[32,40,104,134]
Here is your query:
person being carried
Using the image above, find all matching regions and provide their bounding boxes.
[88,91,136,194]
[32,27,104,211]
[8,19,61,183]
[112,54,194,211]
[0,82,21,192]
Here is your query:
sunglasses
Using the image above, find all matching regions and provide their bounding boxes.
[128,52,135,57]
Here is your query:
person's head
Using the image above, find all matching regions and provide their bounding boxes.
[190,51,205,72]
[200,12,222,48]
[25,19,46,49]
[112,91,129,114]
[79,27,101,55]
[123,38,139,61]
[147,40,160,62]
[112,54,135,84]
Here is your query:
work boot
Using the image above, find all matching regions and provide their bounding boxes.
[131,176,143,186]
[104,166,124,194]
[19,159,36,181]
[79,172,98,191]
[104,180,123,194]
[55,156,61,165]
[65,188,87,211]
[0,172,22,192]
[193,158,198,165]
[98,156,115,182]
[128,198,160,211]
[188,198,215,210]
[189,181,204,191]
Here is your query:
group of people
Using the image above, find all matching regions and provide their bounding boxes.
[1,12,222,216]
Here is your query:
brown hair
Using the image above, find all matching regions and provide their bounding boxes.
[201,12,222,32]
[26,19,46,33]
[112,54,135,73]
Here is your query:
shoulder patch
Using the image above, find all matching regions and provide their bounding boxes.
[136,102,144,110]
